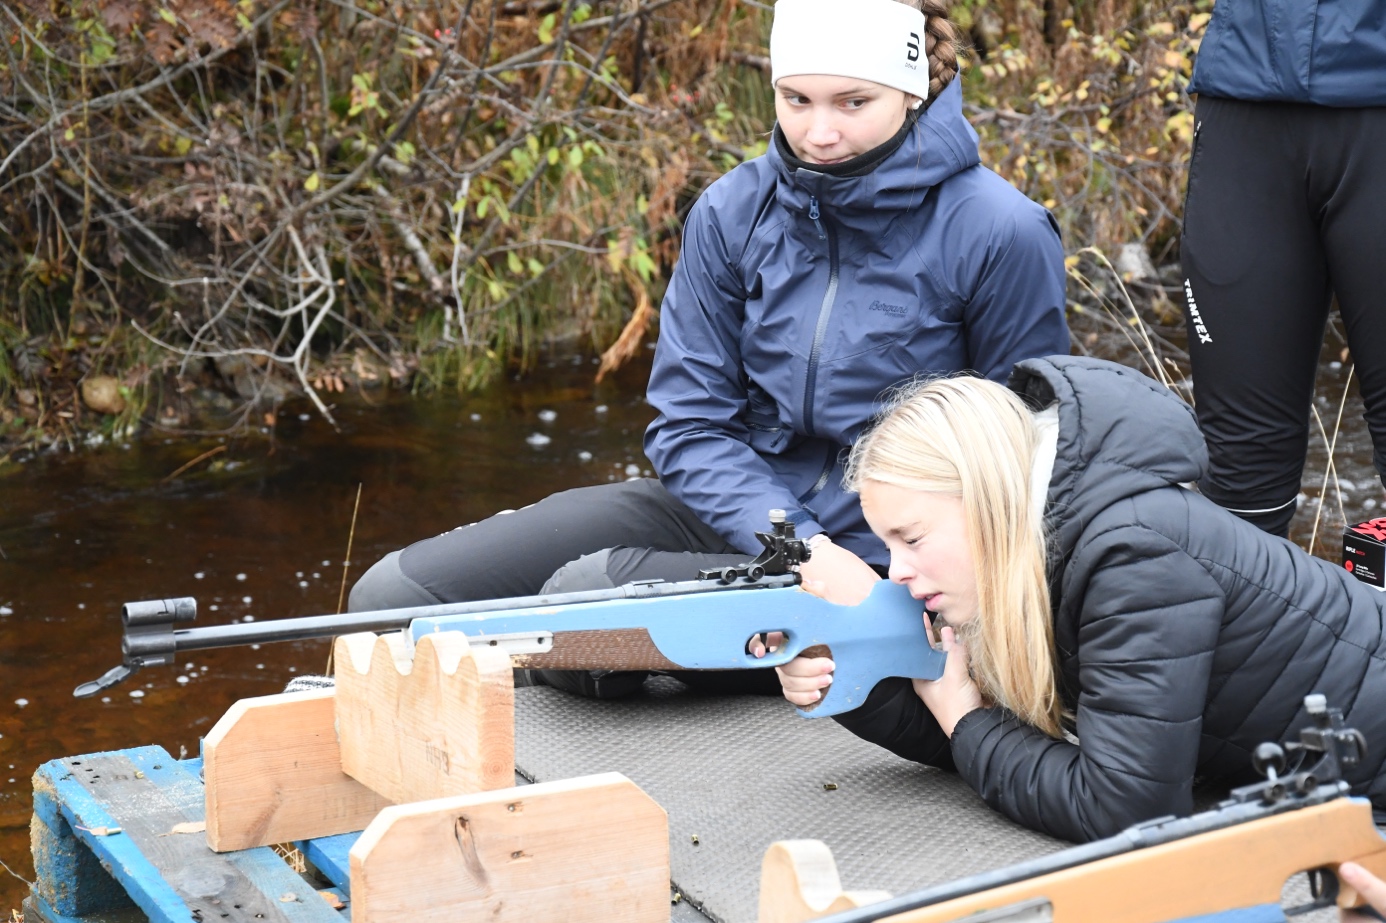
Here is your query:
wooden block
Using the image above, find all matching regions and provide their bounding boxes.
[757,840,891,923]
[334,631,515,803]
[203,689,393,851]
[349,772,669,923]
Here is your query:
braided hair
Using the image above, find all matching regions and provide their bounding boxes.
[898,0,961,102]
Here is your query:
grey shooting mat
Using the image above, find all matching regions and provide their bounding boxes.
[513,679,1337,923]
[512,677,1064,923]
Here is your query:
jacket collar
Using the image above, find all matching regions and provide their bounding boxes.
[767,79,981,229]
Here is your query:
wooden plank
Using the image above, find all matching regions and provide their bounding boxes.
[203,689,392,851]
[757,840,891,923]
[334,631,514,804]
[35,747,344,923]
[872,798,1386,922]
[348,772,669,923]
[21,891,148,923]
[30,774,137,918]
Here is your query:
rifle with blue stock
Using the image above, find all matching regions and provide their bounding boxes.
[74,510,946,717]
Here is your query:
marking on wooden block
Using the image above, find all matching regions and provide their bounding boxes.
[203,689,392,851]
[334,631,514,804]
[348,772,669,923]
[757,840,891,923]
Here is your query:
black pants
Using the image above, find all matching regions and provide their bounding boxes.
[1180,96,1386,535]
[348,478,781,696]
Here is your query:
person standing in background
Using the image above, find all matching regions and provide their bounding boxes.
[1180,2,1386,536]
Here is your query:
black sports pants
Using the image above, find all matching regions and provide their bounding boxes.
[348,478,780,695]
[1181,96,1386,535]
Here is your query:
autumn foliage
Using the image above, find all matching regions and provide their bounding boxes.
[0,0,1207,446]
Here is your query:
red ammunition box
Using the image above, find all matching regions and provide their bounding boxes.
[1344,518,1386,590]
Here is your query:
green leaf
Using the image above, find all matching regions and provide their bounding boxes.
[157,7,178,25]
[506,251,524,275]
[526,258,544,277]
[546,147,560,166]
[567,146,583,169]
[304,171,321,192]
[174,136,192,156]
[236,12,253,30]
[538,13,555,44]
[572,4,591,24]
[63,127,75,142]
[476,197,490,219]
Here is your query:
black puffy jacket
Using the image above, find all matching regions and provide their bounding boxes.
[834,356,1386,842]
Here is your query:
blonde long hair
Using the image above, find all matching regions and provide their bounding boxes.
[846,377,1064,737]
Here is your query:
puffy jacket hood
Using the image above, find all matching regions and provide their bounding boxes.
[1008,356,1207,561]
[768,79,981,228]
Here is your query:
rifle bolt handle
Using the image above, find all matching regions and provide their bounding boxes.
[1252,742,1287,780]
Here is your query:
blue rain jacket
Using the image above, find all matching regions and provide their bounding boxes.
[1188,0,1386,106]
[644,80,1069,566]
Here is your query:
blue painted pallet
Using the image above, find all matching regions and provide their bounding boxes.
[26,746,347,923]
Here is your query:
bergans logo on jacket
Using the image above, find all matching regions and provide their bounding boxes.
[868,300,909,317]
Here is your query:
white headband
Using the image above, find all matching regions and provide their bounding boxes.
[770,0,930,102]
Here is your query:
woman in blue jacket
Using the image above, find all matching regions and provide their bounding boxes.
[349,0,1069,695]
[1180,2,1386,536]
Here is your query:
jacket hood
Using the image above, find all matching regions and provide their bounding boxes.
[1008,356,1207,561]
[767,79,981,223]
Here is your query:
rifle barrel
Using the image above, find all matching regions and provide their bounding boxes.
[123,574,798,659]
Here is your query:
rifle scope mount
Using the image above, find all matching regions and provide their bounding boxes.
[697,509,810,584]
[1224,693,1368,809]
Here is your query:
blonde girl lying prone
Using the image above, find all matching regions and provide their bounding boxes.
[775,356,1386,842]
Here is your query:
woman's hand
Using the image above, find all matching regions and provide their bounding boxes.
[799,540,881,606]
[776,654,835,708]
[912,614,985,736]
[1340,862,1386,921]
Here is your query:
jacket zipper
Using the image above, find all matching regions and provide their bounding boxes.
[803,196,839,438]
[797,443,837,503]
[808,195,826,240]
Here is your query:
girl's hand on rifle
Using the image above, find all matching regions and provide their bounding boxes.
[799,539,880,606]
[775,653,835,707]
[913,613,985,737]
[747,631,786,658]
[1340,862,1386,921]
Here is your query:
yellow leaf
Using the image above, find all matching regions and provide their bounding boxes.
[1189,13,1211,33]
[158,7,178,25]
[304,172,321,192]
